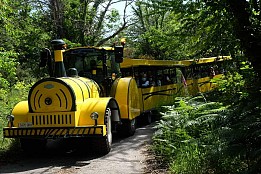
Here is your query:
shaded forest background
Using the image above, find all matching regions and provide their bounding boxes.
[0,0,260,173]
[1,0,261,79]
[0,0,261,84]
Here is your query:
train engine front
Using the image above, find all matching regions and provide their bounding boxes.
[3,40,121,155]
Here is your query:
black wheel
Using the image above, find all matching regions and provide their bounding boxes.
[94,107,112,155]
[146,111,152,125]
[20,138,47,154]
[117,118,136,137]
[140,111,153,125]
[127,118,136,136]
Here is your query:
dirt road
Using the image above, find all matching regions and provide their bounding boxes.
[0,124,155,174]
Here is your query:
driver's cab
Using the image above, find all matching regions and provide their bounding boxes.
[65,47,121,79]
[40,39,124,96]
[63,47,122,95]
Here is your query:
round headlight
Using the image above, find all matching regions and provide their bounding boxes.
[6,115,14,122]
[90,112,99,120]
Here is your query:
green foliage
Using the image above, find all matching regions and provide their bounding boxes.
[129,0,239,60]
[153,97,228,173]
[0,49,34,152]
[0,51,18,89]
[0,80,33,152]
[221,96,261,173]
[62,38,81,49]
[54,0,124,46]
[210,58,256,105]
[0,0,51,80]
[217,63,261,173]
[153,61,260,173]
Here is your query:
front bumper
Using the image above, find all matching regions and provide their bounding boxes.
[3,125,106,139]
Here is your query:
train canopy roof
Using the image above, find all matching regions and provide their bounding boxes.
[120,56,231,68]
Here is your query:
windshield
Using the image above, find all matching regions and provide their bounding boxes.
[63,48,120,82]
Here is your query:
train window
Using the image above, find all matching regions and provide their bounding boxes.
[163,69,171,85]
[170,68,177,83]
[185,67,193,79]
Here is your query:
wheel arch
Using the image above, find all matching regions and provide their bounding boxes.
[106,98,121,122]
[110,77,141,120]
[78,97,121,126]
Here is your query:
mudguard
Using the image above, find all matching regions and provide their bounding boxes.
[10,101,29,127]
[110,77,141,120]
[78,97,120,126]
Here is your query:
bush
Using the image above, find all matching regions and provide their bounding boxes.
[0,81,33,152]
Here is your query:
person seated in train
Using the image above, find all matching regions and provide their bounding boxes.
[165,75,171,84]
[148,76,156,86]
[213,65,218,72]
[134,72,140,87]
[111,72,117,81]
[156,74,162,86]
[209,67,216,78]
[157,79,162,86]
[141,73,150,87]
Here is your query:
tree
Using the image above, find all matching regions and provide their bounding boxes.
[224,0,261,78]
[129,0,239,60]
[48,0,134,46]
[0,0,51,79]
[128,0,171,59]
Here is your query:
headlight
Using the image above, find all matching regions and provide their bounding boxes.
[90,112,99,120]
[6,115,14,122]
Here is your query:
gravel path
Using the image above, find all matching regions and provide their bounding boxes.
[0,124,155,174]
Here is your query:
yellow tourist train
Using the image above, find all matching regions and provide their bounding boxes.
[3,39,231,155]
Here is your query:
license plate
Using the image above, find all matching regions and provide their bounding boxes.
[18,122,33,128]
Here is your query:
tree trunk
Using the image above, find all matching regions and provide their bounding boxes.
[50,0,65,38]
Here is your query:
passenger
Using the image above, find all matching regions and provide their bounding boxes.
[149,76,156,86]
[165,75,171,84]
[134,72,140,86]
[209,67,215,78]
[112,73,116,81]
[141,74,149,87]
[214,65,219,74]
[156,75,162,86]
[157,79,161,86]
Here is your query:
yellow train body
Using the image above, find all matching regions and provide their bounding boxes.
[3,39,231,154]
[111,78,141,120]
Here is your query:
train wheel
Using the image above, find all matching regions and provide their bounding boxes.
[127,118,136,136]
[105,108,113,147]
[94,107,112,155]
[146,111,152,125]
[117,118,136,137]
[20,138,46,154]
[140,111,153,125]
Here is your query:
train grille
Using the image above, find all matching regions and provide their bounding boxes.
[31,114,73,126]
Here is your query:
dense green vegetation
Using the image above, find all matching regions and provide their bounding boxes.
[152,63,260,173]
[0,0,260,173]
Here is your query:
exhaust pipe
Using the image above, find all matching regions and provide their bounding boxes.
[51,39,67,77]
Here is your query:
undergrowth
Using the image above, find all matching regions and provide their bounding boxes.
[153,96,231,173]
[152,63,261,173]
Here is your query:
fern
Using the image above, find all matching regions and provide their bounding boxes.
[152,96,228,173]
